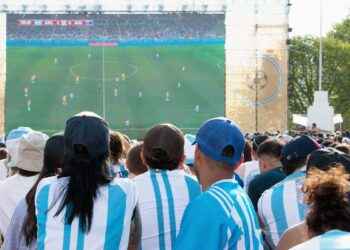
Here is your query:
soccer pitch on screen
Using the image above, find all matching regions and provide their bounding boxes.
[5,14,225,138]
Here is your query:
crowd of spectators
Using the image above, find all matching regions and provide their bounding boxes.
[0,112,349,249]
[7,13,225,41]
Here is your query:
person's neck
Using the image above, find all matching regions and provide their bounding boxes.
[263,161,282,173]
[202,171,233,191]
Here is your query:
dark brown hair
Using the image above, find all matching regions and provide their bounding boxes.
[303,165,350,236]
[23,135,65,245]
[243,140,252,162]
[257,139,283,159]
[142,124,184,170]
[126,143,148,176]
[109,131,124,163]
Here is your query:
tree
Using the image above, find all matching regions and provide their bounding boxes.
[288,18,350,129]
[329,17,350,43]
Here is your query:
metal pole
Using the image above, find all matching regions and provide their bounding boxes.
[254,0,259,132]
[102,46,106,119]
[319,0,323,91]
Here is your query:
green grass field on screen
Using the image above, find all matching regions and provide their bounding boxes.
[6,45,224,138]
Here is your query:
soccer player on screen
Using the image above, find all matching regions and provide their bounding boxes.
[75,75,80,84]
[24,87,29,98]
[165,91,170,102]
[62,95,68,106]
[27,99,31,112]
[31,74,36,84]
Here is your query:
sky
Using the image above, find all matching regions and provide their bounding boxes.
[290,0,350,37]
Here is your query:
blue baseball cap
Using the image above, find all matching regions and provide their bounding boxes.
[194,117,245,166]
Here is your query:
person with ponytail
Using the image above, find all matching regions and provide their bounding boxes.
[34,112,140,250]
[3,134,64,250]
[290,165,350,249]
[133,124,201,250]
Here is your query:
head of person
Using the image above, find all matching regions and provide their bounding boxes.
[193,117,245,190]
[303,165,350,238]
[142,123,184,171]
[126,143,148,178]
[8,130,49,176]
[243,140,253,162]
[121,133,132,159]
[281,135,320,175]
[307,148,350,174]
[257,139,283,173]
[252,134,269,160]
[57,111,111,233]
[109,131,124,165]
[23,134,65,246]
[5,127,32,173]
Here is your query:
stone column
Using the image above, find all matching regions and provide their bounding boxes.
[225,0,289,133]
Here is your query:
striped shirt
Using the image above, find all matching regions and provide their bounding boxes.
[175,179,264,250]
[291,230,350,250]
[236,161,260,192]
[35,176,137,250]
[257,169,307,248]
[134,169,201,250]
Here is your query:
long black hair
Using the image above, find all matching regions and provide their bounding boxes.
[55,114,111,233]
[23,134,65,246]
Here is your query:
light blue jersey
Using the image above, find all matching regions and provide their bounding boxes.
[258,169,307,248]
[291,230,350,250]
[134,169,201,250]
[175,179,264,250]
[35,176,137,250]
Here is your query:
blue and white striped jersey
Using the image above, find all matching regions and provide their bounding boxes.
[236,161,260,192]
[134,169,201,250]
[257,169,307,248]
[175,179,264,250]
[291,230,350,250]
[35,176,138,250]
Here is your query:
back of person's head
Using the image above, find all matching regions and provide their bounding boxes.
[252,134,269,152]
[57,111,111,232]
[307,148,350,174]
[126,143,148,177]
[194,117,245,169]
[244,140,252,162]
[257,139,283,159]
[303,165,350,237]
[142,124,184,171]
[23,134,65,246]
[109,131,123,164]
[121,133,131,158]
[281,135,320,175]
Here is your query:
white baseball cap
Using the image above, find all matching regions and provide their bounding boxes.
[9,130,48,172]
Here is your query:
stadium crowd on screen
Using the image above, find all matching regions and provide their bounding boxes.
[0,112,349,250]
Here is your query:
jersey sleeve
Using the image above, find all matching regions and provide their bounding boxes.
[175,194,231,250]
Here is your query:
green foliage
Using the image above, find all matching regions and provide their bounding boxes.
[289,17,350,129]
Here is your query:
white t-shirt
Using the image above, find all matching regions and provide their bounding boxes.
[236,160,260,191]
[291,230,350,250]
[134,169,201,250]
[35,176,137,250]
[0,174,38,236]
[0,160,8,181]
